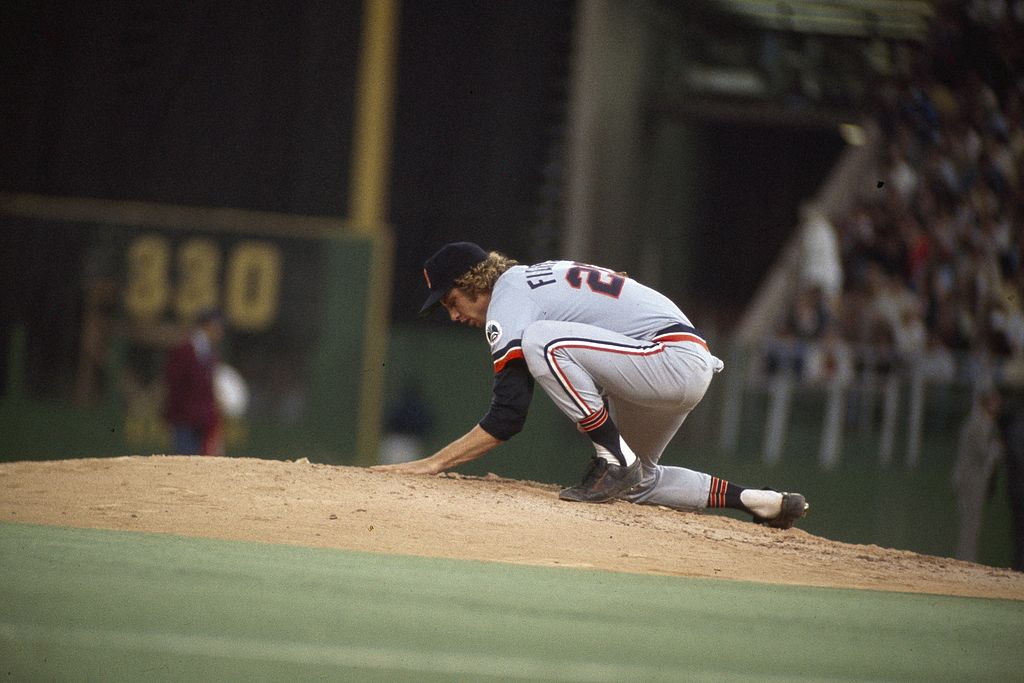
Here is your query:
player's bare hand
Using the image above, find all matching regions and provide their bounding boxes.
[370,459,444,475]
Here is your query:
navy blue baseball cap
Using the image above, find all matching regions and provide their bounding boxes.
[418,241,489,315]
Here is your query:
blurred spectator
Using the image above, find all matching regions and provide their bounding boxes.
[763,285,832,380]
[953,388,1004,562]
[163,309,225,456]
[799,203,843,310]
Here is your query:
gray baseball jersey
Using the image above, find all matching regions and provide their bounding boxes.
[485,261,700,370]
[477,260,723,510]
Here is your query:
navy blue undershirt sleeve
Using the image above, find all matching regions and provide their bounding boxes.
[478,359,534,441]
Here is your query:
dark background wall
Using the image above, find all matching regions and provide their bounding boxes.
[689,122,843,317]
[388,1,574,314]
[1,1,838,322]
[0,1,575,320]
[1,2,360,213]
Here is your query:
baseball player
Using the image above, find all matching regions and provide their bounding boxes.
[374,242,808,528]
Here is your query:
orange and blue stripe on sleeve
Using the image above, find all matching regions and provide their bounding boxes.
[492,340,524,374]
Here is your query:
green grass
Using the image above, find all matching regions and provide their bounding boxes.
[1,523,1021,682]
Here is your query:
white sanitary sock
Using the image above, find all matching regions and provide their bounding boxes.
[739,489,783,518]
[593,437,637,467]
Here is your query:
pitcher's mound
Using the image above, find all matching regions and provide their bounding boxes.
[1,455,1021,600]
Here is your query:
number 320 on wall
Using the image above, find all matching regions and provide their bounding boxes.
[124,235,282,331]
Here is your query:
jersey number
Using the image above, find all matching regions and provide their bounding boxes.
[565,265,625,298]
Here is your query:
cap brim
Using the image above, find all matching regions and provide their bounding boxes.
[417,288,448,317]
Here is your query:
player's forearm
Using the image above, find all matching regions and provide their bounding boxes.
[426,425,502,472]
[371,424,502,474]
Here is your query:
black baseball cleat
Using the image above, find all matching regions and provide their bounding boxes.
[559,457,642,503]
[753,491,809,529]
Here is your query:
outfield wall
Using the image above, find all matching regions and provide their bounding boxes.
[0,194,391,465]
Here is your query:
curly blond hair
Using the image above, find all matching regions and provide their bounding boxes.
[454,252,518,298]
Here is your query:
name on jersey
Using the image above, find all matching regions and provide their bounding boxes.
[525,261,557,290]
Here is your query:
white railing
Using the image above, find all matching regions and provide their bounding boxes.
[718,340,999,470]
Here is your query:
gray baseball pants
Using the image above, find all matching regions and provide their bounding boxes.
[521,320,725,510]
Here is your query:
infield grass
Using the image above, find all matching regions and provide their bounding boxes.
[1,522,1021,682]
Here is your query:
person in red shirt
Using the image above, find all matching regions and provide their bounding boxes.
[163,309,225,455]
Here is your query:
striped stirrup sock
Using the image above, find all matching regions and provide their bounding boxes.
[707,476,745,509]
[579,407,637,467]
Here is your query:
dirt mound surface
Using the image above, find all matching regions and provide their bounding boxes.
[1,455,1021,600]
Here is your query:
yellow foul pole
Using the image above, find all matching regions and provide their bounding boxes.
[350,0,398,464]
[351,0,399,231]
